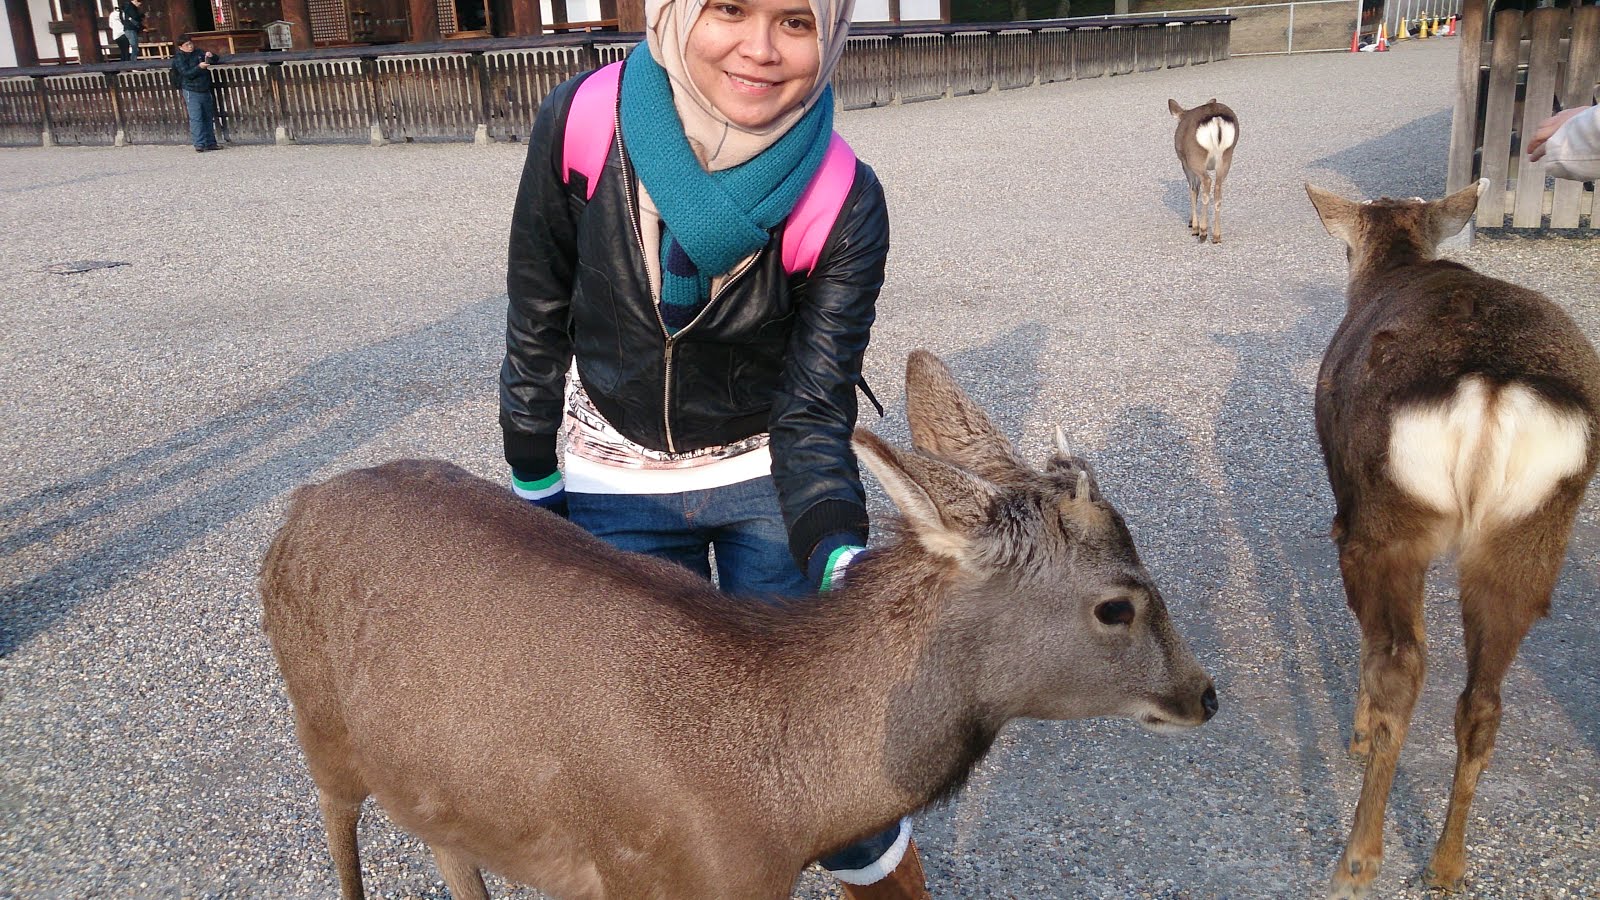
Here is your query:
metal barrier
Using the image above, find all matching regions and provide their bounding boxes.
[0,17,1231,148]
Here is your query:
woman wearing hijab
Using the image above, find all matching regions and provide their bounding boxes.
[500,0,925,896]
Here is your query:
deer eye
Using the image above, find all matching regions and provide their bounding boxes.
[1094,599,1135,627]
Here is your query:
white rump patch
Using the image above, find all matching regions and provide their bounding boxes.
[1388,377,1590,529]
[1195,117,1237,171]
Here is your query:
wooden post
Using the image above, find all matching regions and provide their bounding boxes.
[1511,7,1566,228]
[618,0,644,33]
[5,0,40,66]
[888,0,900,23]
[551,0,569,27]
[409,0,441,41]
[508,0,541,35]
[163,0,198,41]
[1444,0,1486,193]
[279,0,313,49]
[68,0,103,63]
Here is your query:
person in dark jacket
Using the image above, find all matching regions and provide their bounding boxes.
[171,36,222,152]
[500,0,925,896]
[118,0,146,60]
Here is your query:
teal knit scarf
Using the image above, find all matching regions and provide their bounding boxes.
[619,45,834,334]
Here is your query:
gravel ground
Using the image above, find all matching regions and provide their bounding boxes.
[3,38,1597,900]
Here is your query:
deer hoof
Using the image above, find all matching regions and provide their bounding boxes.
[1327,856,1378,900]
[1424,864,1465,893]
[1210,234,1223,245]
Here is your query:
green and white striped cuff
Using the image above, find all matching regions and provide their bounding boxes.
[819,545,865,593]
[511,470,564,501]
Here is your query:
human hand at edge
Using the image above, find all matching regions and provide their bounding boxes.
[1528,106,1590,162]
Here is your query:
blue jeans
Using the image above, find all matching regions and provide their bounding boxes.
[125,31,140,60]
[183,89,216,149]
[568,476,809,601]
[566,476,908,877]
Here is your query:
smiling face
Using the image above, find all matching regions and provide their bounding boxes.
[684,0,822,129]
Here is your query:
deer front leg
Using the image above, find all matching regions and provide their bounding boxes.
[1329,543,1428,900]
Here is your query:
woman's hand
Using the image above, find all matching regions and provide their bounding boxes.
[1528,106,1590,162]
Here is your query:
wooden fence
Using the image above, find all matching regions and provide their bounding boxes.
[1447,0,1599,233]
[0,17,1230,148]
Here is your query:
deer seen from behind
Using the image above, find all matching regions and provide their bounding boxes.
[1168,98,1239,244]
[1306,181,1600,899]
[260,349,1218,900]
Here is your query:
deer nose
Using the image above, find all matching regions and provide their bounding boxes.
[1201,685,1218,721]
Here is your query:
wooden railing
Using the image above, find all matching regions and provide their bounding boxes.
[1447,0,1598,233]
[0,17,1230,148]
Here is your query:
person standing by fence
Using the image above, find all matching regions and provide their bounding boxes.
[498,0,930,896]
[119,0,146,61]
[171,37,223,152]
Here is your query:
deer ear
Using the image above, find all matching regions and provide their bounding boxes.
[1168,99,1184,118]
[905,350,1030,486]
[854,429,998,562]
[1305,183,1361,247]
[1430,178,1487,243]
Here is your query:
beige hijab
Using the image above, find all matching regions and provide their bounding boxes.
[636,0,855,292]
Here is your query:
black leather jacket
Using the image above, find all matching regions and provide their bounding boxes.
[500,68,890,568]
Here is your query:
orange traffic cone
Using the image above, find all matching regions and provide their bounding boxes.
[1350,25,1362,52]
[1377,22,1390,51]
[1445,15,1457,36]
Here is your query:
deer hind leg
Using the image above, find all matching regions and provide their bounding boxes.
[1329,536,1431,900]
[317,789,368,900]
[1425,509,1572,891]
[1196,170,1214,240]
[1186,169,1202,235]
[1208,155,1231,244]
[1348,632,1375,760]
[292,690,371,899]
[433,847,490,900]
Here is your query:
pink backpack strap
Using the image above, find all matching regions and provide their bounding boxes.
[781,132,857,276]
[562,61,624,201]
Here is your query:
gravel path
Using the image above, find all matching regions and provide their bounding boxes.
[3,38,1597,900]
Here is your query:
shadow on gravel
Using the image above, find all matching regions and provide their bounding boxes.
[0,295,505,657]
[1309,108,1452,201]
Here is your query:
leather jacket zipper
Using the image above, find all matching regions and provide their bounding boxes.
[616,103,761,453]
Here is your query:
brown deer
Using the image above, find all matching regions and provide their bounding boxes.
[260,350,1217,900]
[1306,182,1600,899]
[1168,98,1239,244]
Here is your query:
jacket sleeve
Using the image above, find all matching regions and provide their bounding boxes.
[771,161,889,570]
[500,79,584,477]
[1544,106,1600,183]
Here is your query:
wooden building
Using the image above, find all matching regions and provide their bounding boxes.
[2,0,641,65]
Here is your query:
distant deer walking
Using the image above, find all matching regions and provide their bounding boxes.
[1306,182,1600,899]
[260,350,1217,900]
[1169,98,1239,243]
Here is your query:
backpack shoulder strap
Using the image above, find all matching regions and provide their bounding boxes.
[562,61,624,201]
[781,132,857,276]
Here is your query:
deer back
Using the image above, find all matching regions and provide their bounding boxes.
[1306,185,1600,538]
